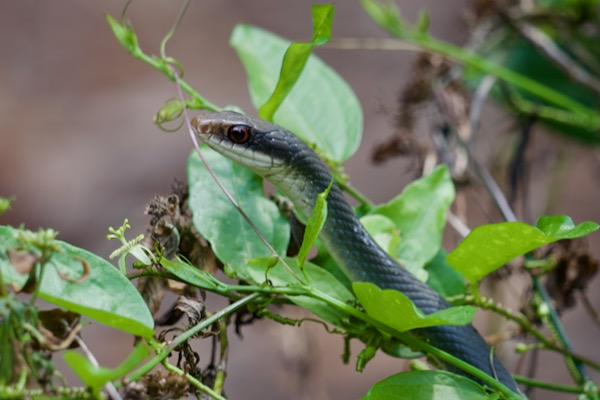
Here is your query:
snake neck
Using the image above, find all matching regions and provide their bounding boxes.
[269,146,447,312]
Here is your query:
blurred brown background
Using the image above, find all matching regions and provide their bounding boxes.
[1,1,599,399]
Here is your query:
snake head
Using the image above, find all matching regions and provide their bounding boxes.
[191,111,297,178]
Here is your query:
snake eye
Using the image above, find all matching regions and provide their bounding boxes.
[227,125,251,144]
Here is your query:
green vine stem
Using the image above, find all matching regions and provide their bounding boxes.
[361,0,600,130]
[106,14,220,113]
[130,267,523,398]
[531,273,589,385]
[452,294,600,371]
[163,360,227,400]
[125,292,262,383]
[513,375,582,394]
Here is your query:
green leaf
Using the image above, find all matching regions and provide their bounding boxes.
[353,282,474,332]
[370,165,455,282]
[187,148,290,280]
[258,42,313,121]
[64,343,150,395]
[311,4,335,45]
[0,226,154,338]
[160,257,224,292]
[247,257,355,326]
[360,0,404,37]
[359,370,493,400]
[447,216,599,283]
[297,181,332,268]
[425,249,466,298]
[415,10,430,35]
[258,4,334,120]
[105,14,139,55]
[536,214,599,238]
[360,214,402,256]
[311,240,354,291]
[230,24,362,162]
[0,197,14,217]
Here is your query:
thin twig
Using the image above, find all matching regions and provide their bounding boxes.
[469,75,496,137]
[446,210,471,239]
[580,291,600,328]
[471,159,518,222]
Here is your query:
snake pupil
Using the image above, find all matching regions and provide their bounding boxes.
[227,125,251,143]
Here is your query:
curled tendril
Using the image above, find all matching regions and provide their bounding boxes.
[121,0,133,25]
[159,0,190,60]
[154,98,185,132]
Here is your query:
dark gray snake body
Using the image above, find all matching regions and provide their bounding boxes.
[192,111,519,393]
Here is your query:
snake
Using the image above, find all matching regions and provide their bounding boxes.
[191,110,519,393]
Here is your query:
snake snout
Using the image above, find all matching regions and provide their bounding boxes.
[190,116,210,134]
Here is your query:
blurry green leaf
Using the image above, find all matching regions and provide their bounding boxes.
[359,370,492,400]
[353,282,474,332]
[297,181,332,268]
[0,197,14,217]
[0,226,154,338]
[230,24,362,162]
[247,257,355,326]
[447,216,599,283]
[105,14,139,55]
[64,343,150,396]
[187,148,290,280]
[415,10,430,35]
[360,0,404,37]
[370,165,455,282]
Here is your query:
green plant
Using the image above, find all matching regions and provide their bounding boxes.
[1,1,600,399]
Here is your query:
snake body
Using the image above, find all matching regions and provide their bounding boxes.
[191,110,519,392]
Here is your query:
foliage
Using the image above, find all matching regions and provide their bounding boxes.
[2,1,600,400]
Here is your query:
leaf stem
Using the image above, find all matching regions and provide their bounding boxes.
[453,294,600,371]
[513,375,582,393]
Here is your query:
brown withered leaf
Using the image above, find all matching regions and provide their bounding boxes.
[175,296,206,327]
[544,239,599,312]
